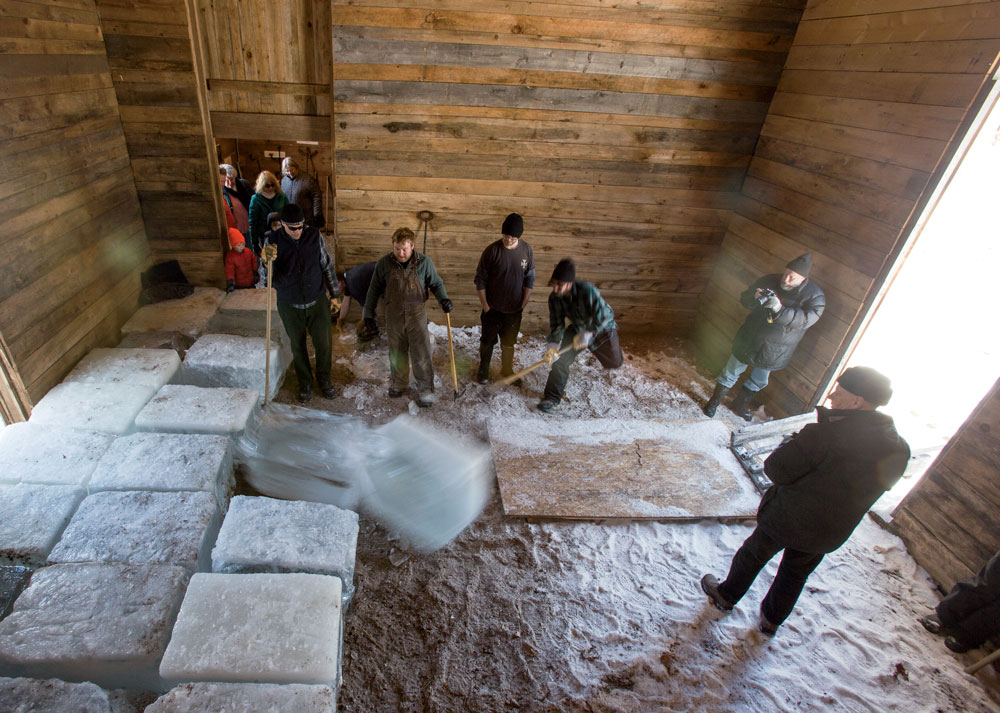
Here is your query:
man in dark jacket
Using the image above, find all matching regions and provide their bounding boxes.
[700,366,910,635]
[261,204,340,403]
[537,258,622,413]
[336,261,377,337]
[474,213,535,383]
[920,550,1000,653]
[280,157,324,228]
[704,253,825,420]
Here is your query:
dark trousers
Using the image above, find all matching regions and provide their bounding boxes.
[718,526,825,626]
[936,551,1000,649]
[480,309,522,348]
[277,300,332,389]
[542,328,623,403]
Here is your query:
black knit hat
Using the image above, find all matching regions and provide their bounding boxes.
[786,252,812,278]
[280,203,304,224]
[837,366,893,406]
[501,213,524,238]
[549,258,576,284]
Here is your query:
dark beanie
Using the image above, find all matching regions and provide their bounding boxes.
[786,252,812,278]
[837,366,893,406]
[280,203,304,224]
[501,213,524,238]
[550,258,576,284]
[266,211,281,226]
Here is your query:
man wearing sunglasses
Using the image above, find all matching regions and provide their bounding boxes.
[261,204,340,402]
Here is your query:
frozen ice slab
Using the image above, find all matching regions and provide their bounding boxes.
[212,496,358,601]
[146,682,336,713]
[179,334,290,401]
[0,567,31,621]
[0,422,113,486]
[63,348,180,391]
[49,491,219,572]
[0,676,130,713]
[0,563,188,691]
[218,287,277,312]
[160,573,341,686]
[88,433,233,508]
[29,382,158,435]
[134,385,260,437]
[203,308,289,346]
[117,330,194,357]
[364,416,491,553]
[121,287,225,339]
[0,484,84,566]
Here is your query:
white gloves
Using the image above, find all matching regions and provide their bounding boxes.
[544,344,560,364]
[573,331,593,350]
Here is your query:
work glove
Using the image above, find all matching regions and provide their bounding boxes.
[313,214,326,229]
[226,279,235,293]
[573,330,593,350]
[762,293,782,313]
[440,298,453,314]
[330,297,342,313]
[544,344,560,365]
[262,244,277,263]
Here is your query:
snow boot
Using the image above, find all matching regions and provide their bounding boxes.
[500,346,521,386]
[730,386,757,422]
[700,574,734,611]
[920,613,947,635]
[476,344,493,384]
[758,610,779,636]
[702,383,729,418]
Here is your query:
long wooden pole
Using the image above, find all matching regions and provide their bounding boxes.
[491,345,574,389]
[445,312,458,398]
[965,647,1000,675]
[263,260,274,407]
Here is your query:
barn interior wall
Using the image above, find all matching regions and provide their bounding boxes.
[695,0,1000,418]
[0,0,153,403]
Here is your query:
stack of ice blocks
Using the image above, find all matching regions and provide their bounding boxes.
[178,333,291,402]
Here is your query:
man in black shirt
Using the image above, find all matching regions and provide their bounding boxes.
[473,213,535,383]
[336,261,377,339]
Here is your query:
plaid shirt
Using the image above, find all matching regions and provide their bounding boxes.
[547,280,617,346]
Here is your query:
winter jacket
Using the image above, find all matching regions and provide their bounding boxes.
[343,261,377,308]
[225,248,258,288]
[267,226,337,306]
[281,173,324,227]
[758,406,910,554]
[547,281,617,347]
[249,192,289,255]
[363,252,449,319]
[732,274,825,370]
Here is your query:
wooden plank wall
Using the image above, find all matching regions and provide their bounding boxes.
[694,0,1000,416]
[94,0,225,286]
[331,1,805,331]
[893,378,1000,591]
[0,0,151,403]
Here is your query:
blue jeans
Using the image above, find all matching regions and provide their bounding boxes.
[717,354,770,392]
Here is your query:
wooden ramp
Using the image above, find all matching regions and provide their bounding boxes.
[488,418,760,520]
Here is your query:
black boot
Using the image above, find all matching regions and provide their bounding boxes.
[730,386,757,422]
[476,344,494,383]
[702,382,729,417]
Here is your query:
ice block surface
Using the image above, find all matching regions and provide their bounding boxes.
[0,423,112,486]
[121,287,225,338]
[62,348,180,390]
[0,483,84,566]
[29,382,158,435]
[146,682,336,713]
[179,334,289,400]
[134,385,259,436]
[0,676,128,713]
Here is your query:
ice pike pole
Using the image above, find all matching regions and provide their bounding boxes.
[445,312,459,399]
[263,251,275,407]
[491,344,574,389]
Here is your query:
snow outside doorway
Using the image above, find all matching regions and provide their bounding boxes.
[842,73,1000,513]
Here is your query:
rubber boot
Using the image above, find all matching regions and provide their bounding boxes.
[730,385,757,422]
[476,344,494,383]
[702,382,729,418]
[500,346,515,377]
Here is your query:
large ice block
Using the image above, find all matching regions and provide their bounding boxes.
[0,567,30,621]
[48,491,219,572]
[0,422,113,486]
[88,433,233,508]
[0,676,129,713]
[134,385,260,437]
[121,287,225,339]
[29,381,158,435]
[179,334,290,401]
[203,308,289,346]
[218,288,276,313]
[159,573,341,686]
[0,563,189,691]
[0,484,84,566]
[146,682,336,712]
[62,348,181,390]
[212,496,358,601]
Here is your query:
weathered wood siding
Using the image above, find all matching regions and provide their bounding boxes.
[0,0,151,403]
[95,0,224,286]
[695,0,1000,416]
[893,378,1000,591]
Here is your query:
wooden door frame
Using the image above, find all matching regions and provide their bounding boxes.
[0,329,31,423]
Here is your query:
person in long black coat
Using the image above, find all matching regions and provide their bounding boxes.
[921,550,1000,653]
[703,253,825,420]
[700,366,910,635]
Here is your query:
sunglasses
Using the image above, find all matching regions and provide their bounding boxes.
[264,183,277,188]
[284,223,305,231]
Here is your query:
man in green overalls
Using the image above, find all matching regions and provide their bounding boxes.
[364,227,453,407]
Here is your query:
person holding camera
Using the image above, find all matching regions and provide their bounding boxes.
[703,253,825,420]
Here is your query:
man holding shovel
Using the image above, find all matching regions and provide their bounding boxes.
[537,258,622,413]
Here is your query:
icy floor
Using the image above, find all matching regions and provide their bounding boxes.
[274,322,999,713]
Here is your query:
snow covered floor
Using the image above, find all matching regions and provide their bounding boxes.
[278,324,999,713]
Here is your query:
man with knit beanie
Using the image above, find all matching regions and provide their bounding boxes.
[537,258,622,412]
[703,252,825,421]
[700,366,910,636]
[473,213,535,383]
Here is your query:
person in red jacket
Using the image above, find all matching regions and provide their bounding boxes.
[224,227,258,292]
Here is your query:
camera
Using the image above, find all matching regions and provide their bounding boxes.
[756,288,776,306]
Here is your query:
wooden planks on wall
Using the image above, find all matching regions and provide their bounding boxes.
[95,0,224,286]
[330,0,805,331]
[893,377,1000,591]
[694,0,1000,417]
[0,0,151,403]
